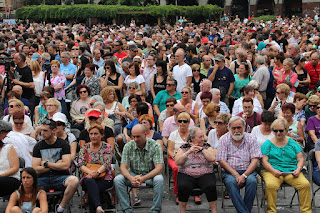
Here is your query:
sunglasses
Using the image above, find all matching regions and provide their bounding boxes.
[214,121,224,125]
[8,105,15,108]
[89,116,99,120]
[273,129,284,133]
[309,104,317,108]
[89,103,94,107]
[178,120,189,123]
[79,90,87,94]
[181,91,189,94]
[166,104,174,107]
[317,90,320,93]
[72,48,79,50]
[129,87,136,90]
[72,56,78,59]
[14,121,24,125]
[317,107,320,109]
[193,69,200,72]
[166,84,174,87]
[56,121,65,126]
[42,119,55,125]
[105,67,111,69]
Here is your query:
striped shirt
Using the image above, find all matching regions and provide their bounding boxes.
[121,138,163,175]
[216,132,262,170]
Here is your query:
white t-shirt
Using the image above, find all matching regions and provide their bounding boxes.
[199,106,207,121]
[124,75,145,96]
[207,129,219,149]
[168,129,187,153]
[172,63,192,92]
[3,114,33,127]
[251,125,274,147]
[232,96,263,116]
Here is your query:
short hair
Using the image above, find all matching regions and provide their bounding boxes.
[204,103,220,117]
[191,64,200,70]
[136,102,149,116]
[100,87,118,103]
[276,83,291,97]
[46,98,60,109]
[283,58,294,67]
[41,119,57,130]
[308,95,320,104]
[129,82,139,89]
[138,114,153,129]
[40,92,53,100]
[210,88,220,96]
[271,118,288,132]
[186,127,202,142]
[0,120,12,132]
[165,97,177,104]
[261,110,275,123]
[281,103,295,114]
[7,90,20,99]
[51,60,60,67]
[85,63,96,72]
[228,116,246,129]
[89,95,103,103]
[216,113,230,124]
[200,91,212,100]
[61,51,71,59]
[93,101,106,110]
[256,55,265,65]
[76,84,91,97]
[13,111,24,120]
[167,78,177,86]
[42,53,50,61]
[8,99,24,113]
[128,62,140,76]
[177,112,191,122]
[122,61,130,69]
[242,97,253,105]
[293,92,307,103]
[88,124,104,135]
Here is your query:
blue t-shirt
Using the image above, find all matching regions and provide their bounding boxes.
[208,66,235,92]
[59,63,76,88]
[257,42,266,51]
[125,118,139,130]
[153,90,182,112]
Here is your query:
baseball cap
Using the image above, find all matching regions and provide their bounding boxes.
[31,53,41,61]
[214,54,225,62]
[52,112,67,123]
[87,109,102,118]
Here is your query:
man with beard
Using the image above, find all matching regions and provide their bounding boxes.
[216,116,262,213]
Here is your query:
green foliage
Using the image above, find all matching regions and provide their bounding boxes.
[252,15,277,22]
[22,0,42,6]
[16,4,223,21]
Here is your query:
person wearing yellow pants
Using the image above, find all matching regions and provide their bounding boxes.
[261,118,311,213]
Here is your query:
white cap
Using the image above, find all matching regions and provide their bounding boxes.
[52,112,67,123]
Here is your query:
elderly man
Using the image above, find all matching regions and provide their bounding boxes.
[143,53,157,99]
[304,51,320,90]
[93,48,104,68]
[195,79,212,108]
[252,55,270,101]
[287,43,300,58]
[216,116,262,213]
[210,88,230,114]
[59,52,76,88]
[0,120,36,167]
[172,48,192,92]
[32,119,79,213]
[114,124,164,213]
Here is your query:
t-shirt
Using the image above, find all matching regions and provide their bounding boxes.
[79,126,114,144]
[252,65,270,92]
[153,90,182,112]
[251,125,274,147]
[306,116,320,144]
[172,63,193,92]
[208,66,235,93]
[125,118,139,130]
[277,38,288,52]
[305,108,317,121]
[232,74,251,99]
[124,75,145,96]
[236,112,262,133]
[14,65,34,99]
[114,51,128,65]
[168,130,187,153]
[257,41,266,51]
[32,137,70,177]
[207,129,219,149]
[74,100,89,115]
[59,63,76,88]
[304,62,320,90]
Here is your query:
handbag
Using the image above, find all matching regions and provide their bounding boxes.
[84,144,106,179]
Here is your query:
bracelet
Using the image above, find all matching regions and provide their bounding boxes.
[297,166,302,170]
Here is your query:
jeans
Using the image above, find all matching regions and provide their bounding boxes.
[222,170,257,213]
[38,175,70,191]
[114,171,164,213]
[313,169,320,186]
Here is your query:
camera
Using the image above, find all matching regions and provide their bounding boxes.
[0,56,14,79]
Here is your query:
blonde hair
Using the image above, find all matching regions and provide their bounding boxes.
[308,95,320,104]
[216,113,230,124]
[283,58,294,67]
[276,83,290,97]
[30,61,41,76]
[100,87,118,103]
[204,103,220,117]
[177,112,191,121]
[8,99,25,113]
[271,118,288,132]
[46,98,60,109]
[182,86,193,96]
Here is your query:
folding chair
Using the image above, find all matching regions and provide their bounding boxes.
[127,184,154,210]
[308,149,320,208]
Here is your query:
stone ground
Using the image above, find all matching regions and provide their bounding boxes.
[1,167,320,212]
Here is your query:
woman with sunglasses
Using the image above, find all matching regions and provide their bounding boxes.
[207,113,230,151]
[168,113,201,204]
[12,111,34,136]
[124,62,145,96]
[251,111,275,147]
[158,97,177,132]
[269,83,293,117]
[150,60,168,101]
[70,84,91,131]
[200,103,220,145]
[305,100,320,152]
[178,86,199,124]
[3,99,32,127]
[191,64,206,99]
[261,118,311,213]
[100,60,123,101]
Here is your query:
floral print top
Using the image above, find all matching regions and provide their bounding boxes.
[78,142,112,181]
[50,73,66,100]
[81,75,101,96]
[293,110,306,122]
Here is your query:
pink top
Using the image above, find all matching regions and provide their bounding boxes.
[162,116,195,137]
[277,70,298,93]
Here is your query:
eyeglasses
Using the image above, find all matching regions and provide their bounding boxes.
[89,116,99,120]
[56,121,65,126]
[166,84,174,87]
[14,121,24,125]
[214,121,224,125]
[181,91,189,94]
[309,104,317,108]
[166,104,174,107]
[79,90,87,94]
[273,129,284,133]
[45,104,55,107]
[132,50,138,53]
[192,69,200,72]
[178,120,189,123]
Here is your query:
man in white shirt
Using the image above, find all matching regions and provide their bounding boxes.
[252,56,270,101]
[143,53,157,97]
[93,48,104,68]
[172,48,192,92]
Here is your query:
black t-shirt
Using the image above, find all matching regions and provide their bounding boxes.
[79,126,114,144]
[32,137,70,177]
[277,38,288,53]
[14,65,34,99]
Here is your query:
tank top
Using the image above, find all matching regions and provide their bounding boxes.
[16,190,43,213]
[38,104,48,121]
[0,144,20,180]
[105,102,122,124]
[153,74,167,96]
[108,73,122,101]
[289,119,299,140]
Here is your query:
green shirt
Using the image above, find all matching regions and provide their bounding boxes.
[153,90,182,112]
[261,138,302,173]
[121,138,163,175]
[305,107,317,121]
[200,63,212,77]
[232,74,251,99]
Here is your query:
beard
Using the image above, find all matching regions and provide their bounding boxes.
[232,132,244,141]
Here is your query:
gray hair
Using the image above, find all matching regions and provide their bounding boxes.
[8,40,15,46]
[93,101,106,110]
[256,55,265,65]
[61,51,71,59]
[42,53,51,61]
[122,61,130,69]
[228,116,246,129]
[168,78,177,86]
[186,127,202,142]
[292,43,300,53]
[89,95,103,103]
[210,88,220,96]
[0,120,12,132]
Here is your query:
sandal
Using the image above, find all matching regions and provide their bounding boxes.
[132,196,141,206]
[224,190,230,199]
[175,196,179,205]
[194,196,202,205]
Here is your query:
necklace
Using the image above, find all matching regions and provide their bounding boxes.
[179,130,188,141]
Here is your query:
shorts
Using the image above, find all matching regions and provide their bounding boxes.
[38,175,70,191]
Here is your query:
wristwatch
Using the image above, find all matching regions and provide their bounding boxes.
[242,173,248,179]
[44,161,49,168]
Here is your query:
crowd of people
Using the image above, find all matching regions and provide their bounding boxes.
[0,14,320,213]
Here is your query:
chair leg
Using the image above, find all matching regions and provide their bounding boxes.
[289,190,298,208]
[256,189,260,213]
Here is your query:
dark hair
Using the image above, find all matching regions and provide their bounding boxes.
[43,86,55,97]
[104,60,116,75]
[200,91,212,100]
[167,78,177,86]
[19,167,40,207]
[76,84,91,97]
[13,111,25,120]
[7,90,20,99]
[41,119,57,130]
[281,103,295,114]
[261,110,275,123]
[128,62,140,76]
[156,60,167,76]
[186,45,197,55]
[40,92,53,100]
[165,97,177,104]
[136,102,149,116]
[276,52,285,64]
[129,94,142,104]
[241,85,255,95]
[242,97,253,105]
[85,63,96,72]
[31,43,39,51]
[77,56,90,77]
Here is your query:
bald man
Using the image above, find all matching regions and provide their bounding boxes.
[172,48,192,92]
[200,55,212,77]
[114,124,164,213]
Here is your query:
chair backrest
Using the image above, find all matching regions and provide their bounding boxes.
[308,149,316,163]
[19,157,25,169]
[70,128,81,140]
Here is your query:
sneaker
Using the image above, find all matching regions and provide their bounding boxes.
[132,197,141,206]
[55,204,63,213]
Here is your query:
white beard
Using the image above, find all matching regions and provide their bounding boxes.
[232,133,244,141]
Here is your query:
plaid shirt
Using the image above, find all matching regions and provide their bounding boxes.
[216,132,262,171]
[121,138,163,175]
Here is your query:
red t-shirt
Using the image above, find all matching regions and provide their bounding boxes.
[114,51,128,65]
[236,112,261,133]
[304,62,320,90]
[201,37,209,44]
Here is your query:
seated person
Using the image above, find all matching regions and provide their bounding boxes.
[3,90,29,116]
[251,111,275,147]
[306,100,320,152]
[175,127,217,213]
[122,82,138,111]
[198,91,213,121]
[138,114,163,150]
[305,95,320,120]
[79,109,114,151]
[200,103,220,140]
[126,94,142,122]
[34,91,52,125]
[135,89,153,116]
[3,99,32,127]
[114,124,164,213]
[92,101,115,133]
[236,97,261,133]
[6,167,48,213]
[12,111,34,136]
[32,119,79,213]
[158,97,177,132]
[53,112,78,161]
[261,118,311,213]
[4,85,30,110]
[313,139,320,186]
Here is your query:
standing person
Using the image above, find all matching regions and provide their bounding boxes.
[293,56,310,95]
[253,56,270,101]
[59,52,76,89]
[100,60,123,101]
[231,63,251,100]
[114,124,164,213]
[143,54,157,101]
[32,119,79,213]
[191,64,206,99]
[124,62,145,95]
[12,53,35,117]
[113,41,128,66]
[276,58,298,93]
[207,54,235,107]
[304,51,320,90]
[150,60,168,101]
[81,64,101,96]
[216,116,262,213]
[30,61,44,106]
[172,48,192,92]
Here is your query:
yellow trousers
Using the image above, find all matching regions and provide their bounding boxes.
[261,170,311,213]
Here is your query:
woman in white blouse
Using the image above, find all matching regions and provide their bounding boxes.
[207,113,230,150]
[251,111,275,147]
